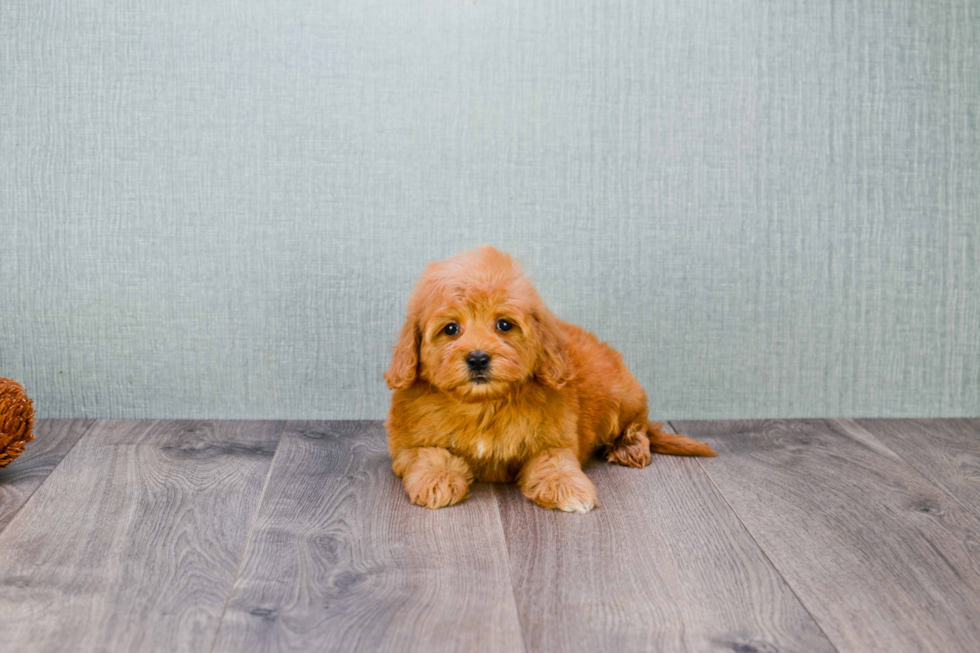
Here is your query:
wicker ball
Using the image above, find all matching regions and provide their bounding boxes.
[0,378,35,469]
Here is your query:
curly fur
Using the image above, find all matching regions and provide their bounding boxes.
[0,378,35,469]
[384,246,715,512]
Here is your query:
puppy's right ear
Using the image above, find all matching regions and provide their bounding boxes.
[384,312,420,390]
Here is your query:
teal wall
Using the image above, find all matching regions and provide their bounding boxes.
[2,0,978,419]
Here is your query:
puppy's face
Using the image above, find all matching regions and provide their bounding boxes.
[418,299,536,400]
[384,247,569,400]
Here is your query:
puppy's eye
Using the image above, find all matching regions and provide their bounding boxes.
[443,323,459,336]
[496,319,513,332]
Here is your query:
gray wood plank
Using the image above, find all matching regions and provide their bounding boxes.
[496,424,836,653]
[674,419,980,653]
[851,418,980,518]
[0,419,94,534]
[0,419,284,653]
[212,421,525,653]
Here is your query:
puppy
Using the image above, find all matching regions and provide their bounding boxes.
[384,246,715,513]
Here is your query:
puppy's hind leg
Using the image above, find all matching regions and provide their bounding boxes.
[393,447,473,509]
[605,420,652,469]
[608,421,717,463]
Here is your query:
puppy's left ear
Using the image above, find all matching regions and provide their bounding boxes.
[533,312,571,389]
[384,312,420,390]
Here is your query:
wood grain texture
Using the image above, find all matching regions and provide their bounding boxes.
[851,419,980,518]
[0,419,93,533]
[212,421,524,653]
[496,424,835,653]
[0,420,283,653]
[675,419,980,653]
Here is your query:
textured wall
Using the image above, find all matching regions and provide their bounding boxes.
[1,0,978,419]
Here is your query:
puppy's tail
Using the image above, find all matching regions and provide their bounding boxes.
[647,421,717,457]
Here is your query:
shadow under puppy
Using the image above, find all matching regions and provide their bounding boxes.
[384,246,715,513]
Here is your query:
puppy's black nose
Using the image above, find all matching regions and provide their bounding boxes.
[466,350,491,372]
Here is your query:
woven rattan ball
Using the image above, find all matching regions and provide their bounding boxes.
[0,378,35,469]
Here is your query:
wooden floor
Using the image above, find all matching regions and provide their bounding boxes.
[0,420,978,652]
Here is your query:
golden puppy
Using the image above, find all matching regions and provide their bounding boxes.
[384,246,715,513]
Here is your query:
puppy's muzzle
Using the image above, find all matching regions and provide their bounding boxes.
[466,350,491,374]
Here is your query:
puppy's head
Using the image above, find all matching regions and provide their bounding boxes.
[384,246,570,400]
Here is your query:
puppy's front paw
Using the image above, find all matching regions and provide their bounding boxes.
[403,468,470,509]
[524,470,599,514]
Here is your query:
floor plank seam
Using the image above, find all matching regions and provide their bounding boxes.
[490,484,532,653]
[0,418,99,538]
[208,420,289,653]
[833,418,980,521]
[668,421,843,653]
